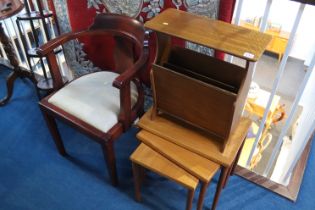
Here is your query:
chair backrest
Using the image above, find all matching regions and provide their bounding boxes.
[37,13,146,89]
[89,13,145,46]
[88,13,145,74]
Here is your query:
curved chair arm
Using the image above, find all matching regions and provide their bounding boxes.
[113,48,149,89]
[37,29,144,91]
[36,31,86,56]
[113,48,149,130]
[36,30,87,91]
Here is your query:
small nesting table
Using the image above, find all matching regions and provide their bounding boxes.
[131,143,199,210]
[132,109,251,210]
[131,131,220,210]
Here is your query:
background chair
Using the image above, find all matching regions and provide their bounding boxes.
[36,13,148,186]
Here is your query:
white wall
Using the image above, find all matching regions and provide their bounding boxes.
[240,0,315,61]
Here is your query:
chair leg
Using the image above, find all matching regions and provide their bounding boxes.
[102,142,118,186]
[41,109,67,156]
[197,182,209,210]
[132,162,142,202]
[186,189,195,210]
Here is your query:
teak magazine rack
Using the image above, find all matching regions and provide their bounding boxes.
[147,8,271,152]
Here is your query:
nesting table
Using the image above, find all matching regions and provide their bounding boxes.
[131,109,251,210]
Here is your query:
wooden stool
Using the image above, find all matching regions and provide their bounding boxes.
[136,130,220,210]
[130,143,198,210]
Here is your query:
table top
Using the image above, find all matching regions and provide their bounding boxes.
[130,143,199,190]
[0,0,24,20]
[137,130,220,183]
[144,8,272,62]
[137,108,252,167]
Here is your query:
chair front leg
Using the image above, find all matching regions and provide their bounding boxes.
[101,141,118,186]
[40,107,67,156]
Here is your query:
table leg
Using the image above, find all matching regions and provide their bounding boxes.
[0,71,17,106]
[222,139,246,189]
[139,166,146,185]
[0,23,36,106]
[231,140,246,176]
[197,182,209,210]
[211,167,229,210]
[222,165,233,189]
[186,189,195,210]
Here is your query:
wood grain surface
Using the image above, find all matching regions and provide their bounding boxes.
[137,108,252,167]
[130,143,199,190]
[145,8,271,61]
[137,130,220,183]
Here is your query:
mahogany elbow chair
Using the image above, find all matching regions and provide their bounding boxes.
[36,13,148,186]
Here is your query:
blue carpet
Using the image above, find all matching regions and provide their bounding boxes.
[1,67,315,210]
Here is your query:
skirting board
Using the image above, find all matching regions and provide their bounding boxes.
[235,134,313,201]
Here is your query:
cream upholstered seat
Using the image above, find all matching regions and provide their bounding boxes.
[48,71,138,133]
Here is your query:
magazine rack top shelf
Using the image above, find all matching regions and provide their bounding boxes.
[145,8,271,62]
